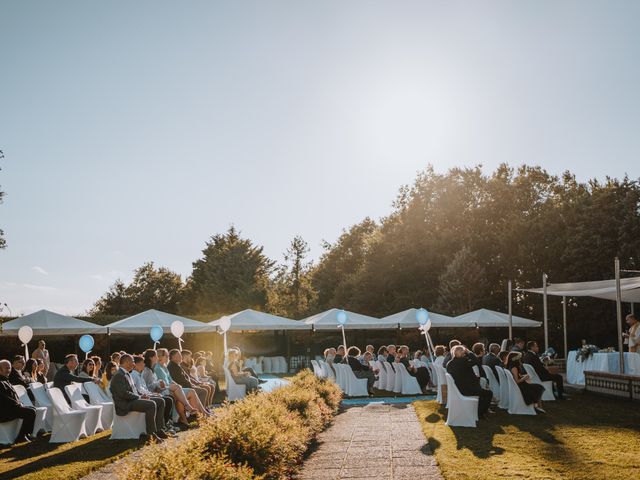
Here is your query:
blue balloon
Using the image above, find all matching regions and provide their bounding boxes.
[416,308,429,325]
[79,335,94,353]
[150,325,164,342]
[336,310,348,325]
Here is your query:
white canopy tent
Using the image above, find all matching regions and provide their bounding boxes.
[453,308,542,328]
[209,309,311,331]
[303,308,395,330]
[0,309,107,336]
[107,309,216,334]
[380,308,458,328]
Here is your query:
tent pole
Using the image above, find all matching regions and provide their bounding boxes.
[508,280,513,341]
[562,296,568,359]
[543,273,549,351]
[615,257,624,373]
[632,303,635,315]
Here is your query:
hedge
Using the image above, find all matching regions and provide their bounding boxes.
[120,370,342,480]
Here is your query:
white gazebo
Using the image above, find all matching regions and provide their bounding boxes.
[209,309,311,331]
[0,309,107,336]
[453,309,542,328]
[106,309,215,334]
[302,308,395,330]
[380,308,457,328]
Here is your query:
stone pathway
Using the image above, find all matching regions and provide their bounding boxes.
[296,402,443,480]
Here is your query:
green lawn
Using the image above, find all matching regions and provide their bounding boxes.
[0,431,139,480]
[414,393,640,480]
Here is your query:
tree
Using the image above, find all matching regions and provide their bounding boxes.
[268,236,317,318]
[0,149,5,250]
[183,227,274,314]
[91,262,184,315]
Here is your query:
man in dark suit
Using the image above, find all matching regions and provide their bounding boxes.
[0,359,36,443]
[110,354,167,442]
[345,348,375,393]
[446,346,493,417]
[443,340,461,366]
[8,355,35,402]
[53,354,99,404]
[511,338,525,353]
[386,345,396,364]
[523,341,565,400]
[482,343,502,382]
[471,343,487,379]
[167,349,209,410]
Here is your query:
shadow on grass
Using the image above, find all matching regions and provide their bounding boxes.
[0,433,139,480]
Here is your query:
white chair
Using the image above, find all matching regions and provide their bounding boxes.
[445,373,478,427]
[276,357,288,373]
[482,366,501,402]
[339,364,369,397]
[84,382,115,429]
[47,387,88,443]
[332,364,347,392]
[262,357,272,374]
[523,364,555,401]
[110,410,147,440]
[320,360,335,381]
[372,360,386,390]
[29,382,55,430]
[395,362,422,395]
[13,385,48,436]
[383,362,396,392]
[0,420,22,445]
[223,366,247,401]
[504,369,536,415]
[310,360,324,378]
[472,365,480,376]
[429,363,439,387]
[254,357,264,374]
[393,363,403,393]
[65,384,104,435]
[434,364,448,405]
[495,367,510,409]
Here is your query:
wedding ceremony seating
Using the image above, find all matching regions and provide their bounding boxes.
[523,364,555,401]
[47,387,88,443]
[110,411,147,440]
[223,365,247,401]
[495,367,510,410]
[13,385,48,437]
[445,373,479,427]
[504,369,536,415]
[29,382,54,430]
[0,420,22,445]
[84,381,114,429]
[64,383,104,434]
[395,362,422,395]
[482,365,501,402]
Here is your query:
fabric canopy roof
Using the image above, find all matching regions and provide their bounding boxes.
[521,277,640,303]
[107,309,215,334]
[303,308,395,330]
[0,309,107,336]
[209,309,310,331]
[454,309,542,328]
[380,308,459,328]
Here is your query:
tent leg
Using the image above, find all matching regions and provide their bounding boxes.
[543,273,549,351]
[615,258,624,373]
[285,331,290,374]
[508,280,513,341]
[562,296,568,359]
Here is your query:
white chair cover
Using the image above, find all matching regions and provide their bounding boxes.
[373,360,386,390]
[472,365,480,376]
[340,364,369,397]
[13,385,48,436]
[29,382,54,430]
[0,420,21,445]
[482,365,501,402]
[383,362,396,392]
[320,360,335,381]
[84,382,114,429]
[495,367,510,409]
[504,369,536,415]
[310,360,324,378]
[110,410,147,440]
[224,366,247,401]
[523,364,555,401]
[47,387,88,443]
[65,383,104,434]
[262,357,272,374]
[395,362,422,395]
[445,373,478,428]
[393,363,403,393]
[333,364,346,392]
[434,364,448,406]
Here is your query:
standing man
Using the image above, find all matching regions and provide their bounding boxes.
[31,340,50,378]
[523,341,565,400]
[623,314,640,353]
[0,360,36,443]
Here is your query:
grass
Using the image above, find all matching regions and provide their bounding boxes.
[0,431,139,480]
[414,393,640,480]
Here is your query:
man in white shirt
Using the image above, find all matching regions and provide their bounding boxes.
[131,356,176,434]
[623,314,640,353]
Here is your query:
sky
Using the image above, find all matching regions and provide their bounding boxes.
[1,1,639,315]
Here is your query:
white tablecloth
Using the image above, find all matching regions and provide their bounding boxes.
[566,351,640,385]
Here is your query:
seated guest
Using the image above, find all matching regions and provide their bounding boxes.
[386,345,397,364]
[23,358,38,383]
[154,348,209,417]
[506,351,545,413]
[131,356,176,434]
[360,345,375,363]
[433,346,446,366]
[79,358,95,379]
[110,354,168,442]
[398,346,431,391]
[324,347,336,365]
[523,341,565,400]
[511,338,525,352]
[0,360,36,443]
[91,356,103,379]
[9,355,35,401]
[234,347,264,383]
[471,343,487,378]
[227,348,260,394]
[54,354,99,404]
[101,361,118,397]
[35,359,47,384]
[202,351,219,384]
[31,340,50,377]
[181,350,215,405]
[334,345,346,364]
[498,350,509,366]
[111,352,121,365]
[168,349,211,409]
[623,314,640,353]
[377,346,388,363]
[346,347,375,394]
[482,343,502,382]
[446,346,493,418]
[443,340,461,366]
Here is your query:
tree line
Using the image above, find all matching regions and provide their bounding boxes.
[90,164,640,349]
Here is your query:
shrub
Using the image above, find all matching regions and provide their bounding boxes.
[120,371,341,480]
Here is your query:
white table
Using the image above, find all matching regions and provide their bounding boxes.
[566,351,640,385]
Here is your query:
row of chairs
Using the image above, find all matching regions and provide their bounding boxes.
[243,356,288,374]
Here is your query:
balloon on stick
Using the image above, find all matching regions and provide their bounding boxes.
[336,310,348,353]
[218,316,232,359]
[18,326,33,359]
[416,308,435,361]
[150,325,163,350]
[171,320,185,351]
[79,334,95,360]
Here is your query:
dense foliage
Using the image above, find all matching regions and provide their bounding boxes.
[121,370,342,480]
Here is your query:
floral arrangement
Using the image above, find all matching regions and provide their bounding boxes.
[576,344,599,362]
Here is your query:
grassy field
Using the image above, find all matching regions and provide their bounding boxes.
[414,393,640,480]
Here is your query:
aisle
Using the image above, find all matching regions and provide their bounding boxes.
[295,402,442,480]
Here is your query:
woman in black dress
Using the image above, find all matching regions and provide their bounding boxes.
[506,352,545,413]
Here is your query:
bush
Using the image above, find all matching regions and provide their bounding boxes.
[121,372,341,480]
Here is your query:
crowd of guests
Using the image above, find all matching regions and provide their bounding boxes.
[0,340,227,444]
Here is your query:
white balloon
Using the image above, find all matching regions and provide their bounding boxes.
[218,316,232,333]
[424,319,432,331]
[170,320,184,338]
[18,325,33,344]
